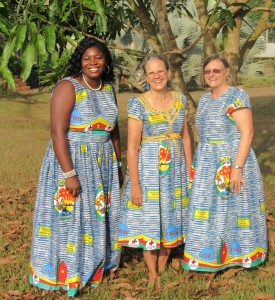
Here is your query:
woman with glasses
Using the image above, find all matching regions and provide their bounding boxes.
[118,53,192,287]
[183,54,268,272]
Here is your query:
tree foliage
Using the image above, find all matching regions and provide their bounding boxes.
[0,0,274,99]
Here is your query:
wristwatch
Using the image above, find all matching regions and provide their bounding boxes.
[233,164,243,169]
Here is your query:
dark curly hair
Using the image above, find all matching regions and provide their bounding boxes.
[65,38,114,83]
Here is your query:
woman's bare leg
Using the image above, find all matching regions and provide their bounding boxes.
[143,250,158,287]
[158,246,171,273]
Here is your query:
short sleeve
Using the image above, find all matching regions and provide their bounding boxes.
[226,87,252,117]
[128,96,144,122]
[181,93,188,115]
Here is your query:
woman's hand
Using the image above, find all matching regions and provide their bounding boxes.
[130,184,142,207]
[65,176,81,197]
[230,168,247,194]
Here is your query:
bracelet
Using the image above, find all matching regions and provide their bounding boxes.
[118,161,123,168]
[63,169,76,179]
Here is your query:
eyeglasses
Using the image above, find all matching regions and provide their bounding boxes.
[203,68,226,75]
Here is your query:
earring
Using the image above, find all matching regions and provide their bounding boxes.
[145,83,150,91]
[226,75,230,83]
[104,65,110,74]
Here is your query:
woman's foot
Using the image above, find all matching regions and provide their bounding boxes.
[147,275,161,289]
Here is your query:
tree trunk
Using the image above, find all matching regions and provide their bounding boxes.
[225,17,242,84]
[170,63,198,147]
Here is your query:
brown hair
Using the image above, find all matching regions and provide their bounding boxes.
[141,53,170,74]
[202,54,232,88]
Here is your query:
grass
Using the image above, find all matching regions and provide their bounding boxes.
[0,89,275,300]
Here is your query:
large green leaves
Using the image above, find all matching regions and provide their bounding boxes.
[0,65,15,89]
[21,43,35,81]
[1,37,16,67]
[15,24,27,51]
[44,25,56,54]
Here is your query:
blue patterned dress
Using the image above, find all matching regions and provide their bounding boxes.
[118,92,189,250]
[29,78,121,296]
[183,86,268,272]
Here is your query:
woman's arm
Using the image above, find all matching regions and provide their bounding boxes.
[230,107,254,194]
[127,117,143,206]
[181,118,192,174]
[50,80,81,197]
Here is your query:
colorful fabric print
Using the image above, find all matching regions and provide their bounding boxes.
[95,185,106,220]
[54,180,77,218]
[188,162,196,191]
[118,92,189,250]
[226,97,245,124]
[30,78,121,296]
[159,141,171,177]
[183,86,268,272]
[215,156,231,198]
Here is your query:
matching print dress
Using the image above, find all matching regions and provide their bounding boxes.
[29,78,121,296]
[183,86,268,272]
[30,82,268,295]
[118,92,189,250]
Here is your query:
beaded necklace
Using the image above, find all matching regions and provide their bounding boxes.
[82,74,102,91]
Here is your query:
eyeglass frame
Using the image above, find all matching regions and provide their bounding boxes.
[203,67,227,75]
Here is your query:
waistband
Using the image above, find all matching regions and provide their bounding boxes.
[142,132,181,156]
[142,132,181,142]
[199,138,239,144]
[67,130,111,143]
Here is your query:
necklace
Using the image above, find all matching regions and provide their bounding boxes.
[82,74,102,91]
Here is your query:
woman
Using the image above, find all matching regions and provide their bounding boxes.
[118,53,192,286]
[29,38,123,296]
[183,54,268,272]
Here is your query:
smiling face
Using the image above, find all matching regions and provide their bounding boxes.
[144,59,170,92]
[81,46,107,80]
[203,58,230,91]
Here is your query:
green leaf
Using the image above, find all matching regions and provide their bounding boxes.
[222,25,228,47]
[44,25,56,54]
[225,11,235,30]
[65,35,77,47]
[83,0,96,10]
[0,2,4,8]
[94,0,105,16]
[79,13,84,25]
[0,37,16,67]
[0,65,15,89]
[15,24,28,51]
[20,43,35,81]
[36,34,48,66]
[209,13,220,25]
[29,22,38,43]
[0,20,9,35]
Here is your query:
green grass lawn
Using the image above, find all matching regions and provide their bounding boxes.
[0,89,275,300]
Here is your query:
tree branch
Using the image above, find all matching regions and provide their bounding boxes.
[39,17,147,57]
[251,7,275,13]
[126,0,163,52]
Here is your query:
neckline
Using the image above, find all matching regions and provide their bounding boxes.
[210,86,233,100]
[139,91,178,113]
[71,76,105,91]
